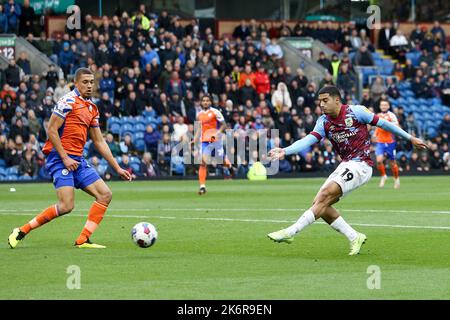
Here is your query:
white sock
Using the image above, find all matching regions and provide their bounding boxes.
[285,209,316,236]
[330,216,358,242]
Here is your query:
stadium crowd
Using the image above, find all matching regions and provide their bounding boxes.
[0,2,449,181]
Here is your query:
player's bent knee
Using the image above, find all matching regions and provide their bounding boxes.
[58,202,74,215]
[97,189,112,204]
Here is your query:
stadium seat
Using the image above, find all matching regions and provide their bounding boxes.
[135,123,146,132]
[0,167,6,176]
[170,156,185,176]
[109,123,121,135]
[38,167,51,180]
[133,132,145,140]
[19,175,33,181]
[129,156,140,164]
[134,116,145,123]
[0,159,5,167]
[143,110,156,118]
[120,124,134,138]
[7,174,19,181]
[6,167,19,176]
[107,117,120,129]
[131,163,140,173]
[135,139,145,152]
[427,127,438,138]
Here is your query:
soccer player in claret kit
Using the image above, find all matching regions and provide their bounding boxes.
[8,68,132,249]
[192,94,231,195]
[374,100,401,189]
[267,86,427,255]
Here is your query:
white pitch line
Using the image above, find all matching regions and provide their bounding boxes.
[0,212,448,230]
[0,207,450,214]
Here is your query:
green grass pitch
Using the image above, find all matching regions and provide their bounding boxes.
[0,176,449,299]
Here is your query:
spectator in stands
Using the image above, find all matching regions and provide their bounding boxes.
[58,42,74,77]
[370,76,387,103]
[254,65,270,96]
[418,153,431,172]
[431,21,446,49]
[360,90,374,110]
[300,152,318,172]
[239,78,257,105]
[19,0,34,37]
[119,134,137,155]
[266,38,283,60]
[157,133,173,175]
[123,91,145,117]
[233,20,250,40]
[378,22,395,54]
[144,124,160,158]
[16,52,31,75]
[76,33,96,68]
[9,117,28,141]
[291,68,308,90]
[438,114,450,138]
[172,116,188,142]
[5,0,21,35]
[402,59,416,81]
[336,63,356,96]
[105,133,121,157]
[5,59,21,89]
[441,74,450,107]
[410,23,424,45]
[44,64,59,90]
[4,136,22,166]
[425,76,440,98]
[238,64,256,89]
[349,29,362,50]
[88,156,106,177]
[105,154,136,181]
[19,150,37,177]
[354,45,375,66]
[53,79,70,102]
[392,62,404,81]
[271,82,291,113]
[390,30,409,63]
[27,109,40,136]
[317,51,333,75]
[386,77,400,99]
[99,70,115,100]
[330,54,341,82]
[138,152,160,177]
[0,4,7,33]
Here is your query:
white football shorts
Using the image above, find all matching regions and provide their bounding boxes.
[320,160,373,198]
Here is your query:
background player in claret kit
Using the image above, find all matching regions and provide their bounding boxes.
[267,86,427,255]
[8,68,132,249]
[192,95,231,195]
[374,100,401,189]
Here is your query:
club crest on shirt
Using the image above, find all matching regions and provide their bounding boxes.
[62,169,69,176]
[345,117,353,127]
[88,105,93,112]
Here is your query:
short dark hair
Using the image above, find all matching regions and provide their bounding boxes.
[318,85,341,100]
[201,94,212,101]
[74,68,94,82]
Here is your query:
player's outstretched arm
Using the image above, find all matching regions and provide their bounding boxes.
[268,134,319,161]
[89,127,133,181]
[376,118,428,150]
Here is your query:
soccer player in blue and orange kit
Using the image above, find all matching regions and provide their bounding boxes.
[374,100,401,189]
[8,68,132,249]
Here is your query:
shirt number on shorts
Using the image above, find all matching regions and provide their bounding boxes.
[340,168,354,182]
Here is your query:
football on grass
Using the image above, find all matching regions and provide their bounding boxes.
[131,222,158,248]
